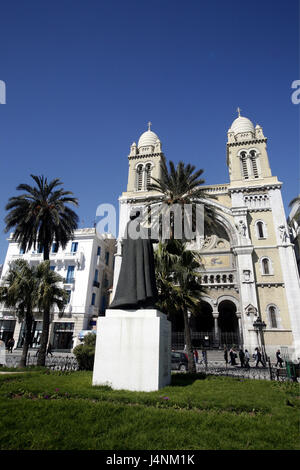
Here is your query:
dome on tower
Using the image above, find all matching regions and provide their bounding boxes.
[137,122,160,149]
[229,115,255,136]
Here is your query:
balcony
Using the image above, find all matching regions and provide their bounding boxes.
[51,251,84,268]
[198,271,237,289]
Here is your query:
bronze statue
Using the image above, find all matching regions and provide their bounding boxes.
[109,210,158,310]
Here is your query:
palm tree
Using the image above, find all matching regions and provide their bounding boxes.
[4,175,79,365]
[5,175,79,260]
[154,239,205,373]
[35,261,69,362]
[146,157,215,241]
[0,260,39,367]
[0,260,68,367]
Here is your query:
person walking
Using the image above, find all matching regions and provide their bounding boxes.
[239,348,245,367]
[7,337,15,353]
[46,343,53,357]
[193,349,199,364]
[224,346,228,366]
[255,347,265,367]
[275,349,284,368]
[229,347,237,366]
[202,349,207,366]
[244,349,250,368]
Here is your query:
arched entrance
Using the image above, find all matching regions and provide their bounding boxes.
[218,300,240,347]
[190,301,214,348]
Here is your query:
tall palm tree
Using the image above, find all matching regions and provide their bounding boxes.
[154,240,205,373]
[35,261,69,364]
[0,260,39,368]
[146,157,215,241]
[5,175,79,260]
[0,260,68,368]
[4,175,79,365]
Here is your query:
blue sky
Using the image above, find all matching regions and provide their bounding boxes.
[0,0,299,263]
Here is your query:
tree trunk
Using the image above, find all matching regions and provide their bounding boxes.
[37,244,51,367]
[183,310,196,373]
[19,313,33,368]
[37,306,50,367]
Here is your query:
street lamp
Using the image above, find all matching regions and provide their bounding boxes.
[253,316,267,364]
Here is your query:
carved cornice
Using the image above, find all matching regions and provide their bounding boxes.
[256,282,285,288]
[227,138,267,148]
[128,153,163,161]
[228,183,282,193]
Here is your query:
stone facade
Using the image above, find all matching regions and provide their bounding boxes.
[112,117,300,361]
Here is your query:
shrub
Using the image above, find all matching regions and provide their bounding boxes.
[73,333,96,370]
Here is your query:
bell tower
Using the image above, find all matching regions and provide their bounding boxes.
[226,109,272,185]
[126,122,164,195]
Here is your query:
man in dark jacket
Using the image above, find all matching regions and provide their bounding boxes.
[255,347,265,367]
[239,348,245,367]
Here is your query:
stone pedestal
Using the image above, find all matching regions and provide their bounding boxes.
[92,309,171,392]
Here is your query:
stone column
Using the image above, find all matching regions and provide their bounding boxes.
[236,312,243,346]
[212,312,219,347]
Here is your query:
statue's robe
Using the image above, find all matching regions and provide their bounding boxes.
[109,219,158,310]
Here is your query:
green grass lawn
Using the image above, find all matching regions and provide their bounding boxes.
[0,370,299,450]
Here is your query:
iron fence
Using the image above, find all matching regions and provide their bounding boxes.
[171,331,241,350]
[194,361,299,382]
[4,354,79,371]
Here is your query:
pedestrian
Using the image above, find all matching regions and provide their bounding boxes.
[193,349,199,364]
[275,349,284,368]
[229,347,237,366]
[255,347,265,367]
[244,349,250,368]
[202,349,207,365]
[7,337,15,353]
[239,348,245,367]
[224,346,228,366]
[46,343,53,357]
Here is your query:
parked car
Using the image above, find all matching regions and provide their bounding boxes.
[171,350,188,371]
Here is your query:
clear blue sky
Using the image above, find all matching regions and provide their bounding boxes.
[0,0,299,263]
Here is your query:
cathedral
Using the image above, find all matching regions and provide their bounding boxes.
[112,113,300,361]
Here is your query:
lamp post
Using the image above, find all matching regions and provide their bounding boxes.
[253,317,267,364]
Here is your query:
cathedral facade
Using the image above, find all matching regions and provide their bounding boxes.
[113,115,300,361]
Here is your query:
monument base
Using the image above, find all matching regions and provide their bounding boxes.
[92,309,171,392]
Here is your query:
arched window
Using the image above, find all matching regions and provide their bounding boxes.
[262,258,270,275]
[240,152,249,179]
[145,163,152,190]
[250,151,259,178]
[256,221,265,239]
[136,164,143,191]
[269,306,277,328]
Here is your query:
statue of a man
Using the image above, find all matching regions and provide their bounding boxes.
[109,210,158,310]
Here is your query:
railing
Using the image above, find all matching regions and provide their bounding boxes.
[197,363,275,381]
[171,331,241,350]
[198,272,235,286]
[4,354,79,371]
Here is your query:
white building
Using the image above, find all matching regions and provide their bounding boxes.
[0,228,116,351]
